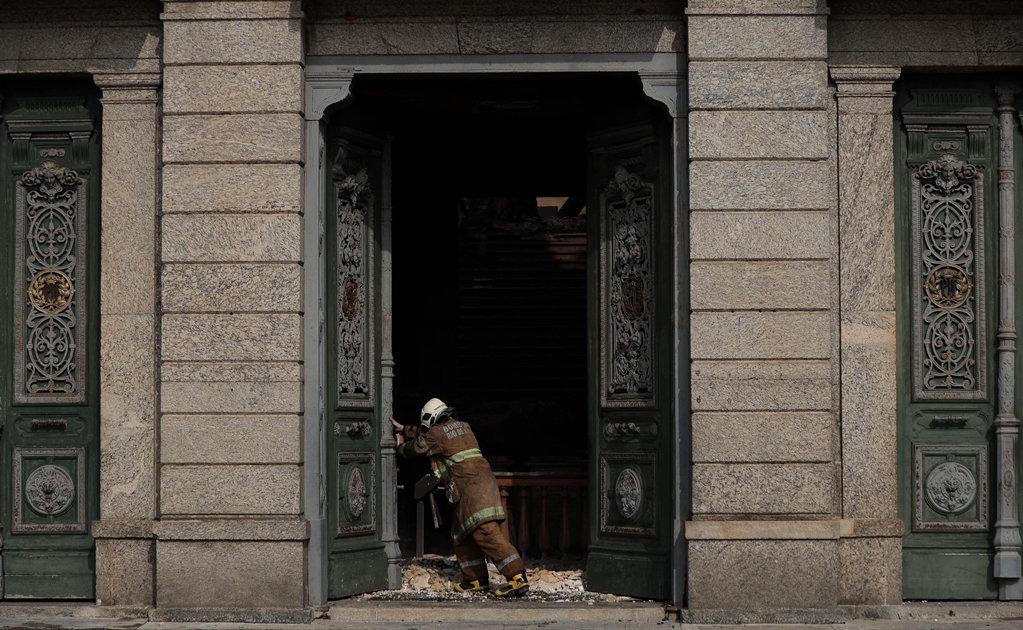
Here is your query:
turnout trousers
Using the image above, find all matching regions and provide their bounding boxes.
[453,521,525,582]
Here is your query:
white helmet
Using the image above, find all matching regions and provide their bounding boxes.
[420,398,454,430]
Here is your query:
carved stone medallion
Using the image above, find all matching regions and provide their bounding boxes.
[614,468,642,520]
[926,462,977,514]
[28,270,74,314]
[25,464,75,516]
[925,264,972,309]
[346,466,369,520]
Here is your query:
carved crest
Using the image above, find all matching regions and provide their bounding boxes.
[336,166,374,407]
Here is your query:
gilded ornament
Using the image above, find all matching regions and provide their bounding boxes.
[341,276,359,320]
[27,270,74,314]
[925,264,972,309]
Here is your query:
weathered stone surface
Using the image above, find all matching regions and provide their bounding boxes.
[163,19,302,65]
[841,312,897,520]
[161,413,298,462]
[162,164,302,214]
[100,313,156,520]
[160,465,301,515]
[691,261,831,310]
[690,210,832,260]
[839,537,902,605]
[161,382,302,414]
[690,110,830,160]
[96,538,154,607]
[156,541,304,608]
[92,518,153,539]
[688,15,826,60]
[162,214,301,262]
[308,21,460,55]
[688,539,838,609]
[687,0,824,14]
[161,362,301,382]
[692,463,835,514]
[691,312,832,360]
[692,412,833,463]
[161,263,302,313]
[692,360,832,411]
[690,161,832,210]
[163,65,302,114]
[155,518,308,541]
[161,314,301,362]
[839,112,896,313]
[687,519,839,540]
[163,114,302,163]
[689,61,829,110]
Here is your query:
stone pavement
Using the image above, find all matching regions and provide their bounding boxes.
[1,601,1023,630]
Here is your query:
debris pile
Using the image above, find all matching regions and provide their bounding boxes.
[358,554,639,602]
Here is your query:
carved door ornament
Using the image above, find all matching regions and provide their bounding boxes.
[25,464,75,517]
[925,461,977,515]
[336,165,375,408]
[14,160,87,403]
[911,154,986,399]
[337,452,377,536]
[614,468,643,520]
[600,166,655,408]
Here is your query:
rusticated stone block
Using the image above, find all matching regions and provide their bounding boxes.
[163,65,303,114]
[689,61,829,110]
[689,15,826,60]
[161,263,301,313]
[160,382,301,414]
[690,210,832,260]
[691,311,832,360]
[163,114,302,163]
[692,412,833,463]
[163,19,302,65]
[692,463,835,514]
[160,465,301,515]
[839,536,902,605]
[688,539,838,609]
[690,110,830,160]
[156,540,304,608]
[161,314,301,362]
[96,538,154,607]
[162,214,301,262]
[691,261,831,310]
[690,160,832,210]
[692,360,832,411]
[162,164,302,214]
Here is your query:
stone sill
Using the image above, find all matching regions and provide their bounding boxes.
[686,518,905,540]
[681,601,1023,624]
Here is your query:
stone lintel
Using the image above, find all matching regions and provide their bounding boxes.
[687,518,905,540]
[95,73,161,105]
[93,518,154,539]
[154,518,310,541]
[830,65,902,97]
[687,0,828,16]
[160,0,304,21]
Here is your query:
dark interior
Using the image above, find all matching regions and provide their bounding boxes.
[337,73,646,554]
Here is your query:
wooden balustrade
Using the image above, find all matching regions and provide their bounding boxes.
[494,472,588,558]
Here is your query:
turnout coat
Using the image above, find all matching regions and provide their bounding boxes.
[399,418,505,543]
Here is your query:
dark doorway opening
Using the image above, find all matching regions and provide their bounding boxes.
[342,73,645,559]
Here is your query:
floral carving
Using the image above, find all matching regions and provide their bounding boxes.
[25,464,75,516]
[926,461,977,514]
[912,154,985,397]
[614,468,642,520]
[346,466,369,520]
[600,166,654,406]
[336,168,373,405]
[16,160,85,401]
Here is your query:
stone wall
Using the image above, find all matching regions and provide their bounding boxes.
[156,0,308,615]
[685,0,844,610]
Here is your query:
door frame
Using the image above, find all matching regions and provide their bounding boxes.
[302,53,688,606]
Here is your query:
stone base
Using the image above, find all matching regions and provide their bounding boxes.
[839,536,902,605]
[148,607,313,624]
[93,519,155,607]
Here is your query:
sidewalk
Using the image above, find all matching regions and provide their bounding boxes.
[0,601,1022,630]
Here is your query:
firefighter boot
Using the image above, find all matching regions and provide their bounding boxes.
[454,579,490,593]
[493,572,529,597]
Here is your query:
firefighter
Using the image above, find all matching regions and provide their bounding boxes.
[391,398,529,597]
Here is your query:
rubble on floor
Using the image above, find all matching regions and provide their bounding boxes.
[357,554,641,602]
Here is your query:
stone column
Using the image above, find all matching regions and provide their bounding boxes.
[91,71,161,608]
[830,65,904,605]
[686,0,840,610]
[156,1,309,620]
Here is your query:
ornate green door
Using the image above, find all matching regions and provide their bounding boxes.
[0,87,100,598]
[585,106,675,599]
[325,114,395,598]
[896,79,1022,599]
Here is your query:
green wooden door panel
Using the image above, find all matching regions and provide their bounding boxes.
[325,113,390,599]
[584,106,674,600]
[896,79,1006,600]
[0,84,101,600]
